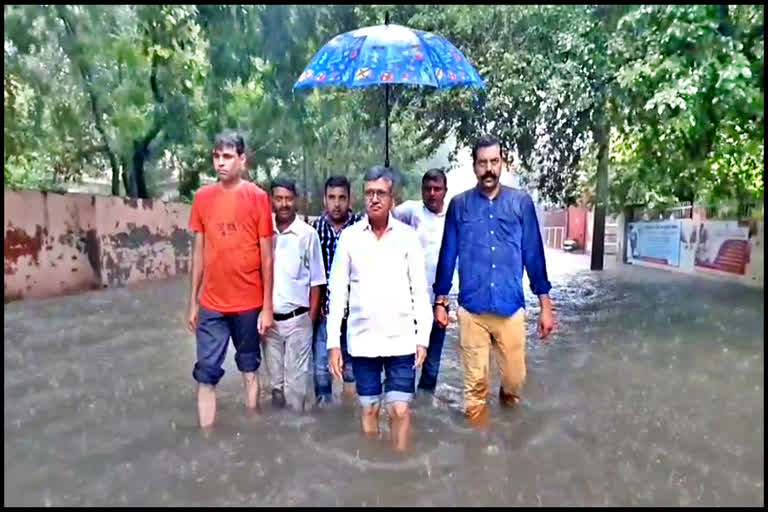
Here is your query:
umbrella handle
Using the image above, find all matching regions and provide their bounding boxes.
[384,10,390,168]
[385,83,390,168]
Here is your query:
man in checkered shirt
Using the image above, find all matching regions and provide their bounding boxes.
[312,175,362,405]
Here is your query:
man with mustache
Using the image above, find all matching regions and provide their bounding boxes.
[433,135,555,424]
[312,176,362,405]
[264,178,327,411]
[187,131,274,429]
[327,166,431,451]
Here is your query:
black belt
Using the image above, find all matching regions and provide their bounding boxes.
[274,307,309,321]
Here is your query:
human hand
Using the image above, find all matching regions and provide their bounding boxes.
[434,305,449,328]
[414,345,427,368]
[328,348,343,380]
[538,307,555,341]
[258,307,273,336]
[187,303,199,333]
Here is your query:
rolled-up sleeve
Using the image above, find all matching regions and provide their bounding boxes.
[406,233,432,348]
[521,194,552,296]
[433,197,459,298]
[326,231,350,350]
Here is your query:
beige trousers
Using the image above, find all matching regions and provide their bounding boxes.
[457,307,526,417]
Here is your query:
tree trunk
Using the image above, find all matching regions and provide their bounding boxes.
[717,5,732,37]
[131,141,150,199]
[121,157,132,197]
[590,99,610,271]
[129,124,160,199]
[55,6,122,196]
[125,52,164,199]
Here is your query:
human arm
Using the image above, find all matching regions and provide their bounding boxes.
[432,198,459,327]
[406,233,432,367]
[520,194,554,340]
[326,232,351,379]
[187,232,204,332]
[187,197,205,332]
[308,230,327,325]
[256,192,275,335]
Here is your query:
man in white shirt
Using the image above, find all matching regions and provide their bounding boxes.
[265,178,326,412]
[327,166,431,451]
[393,168,455,394]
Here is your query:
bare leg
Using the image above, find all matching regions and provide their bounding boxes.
[198,384,216,429]
[360,403,380,436]
[387,401,411,452]
[242,371,259,410]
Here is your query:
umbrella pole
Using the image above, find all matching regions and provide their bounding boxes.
[385,83,390,168]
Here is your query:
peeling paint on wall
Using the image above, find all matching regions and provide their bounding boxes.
[4,225,44,272]
[4,190,193,302]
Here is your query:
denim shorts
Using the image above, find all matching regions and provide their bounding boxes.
[351,353,415,406]
[193,306,262,386]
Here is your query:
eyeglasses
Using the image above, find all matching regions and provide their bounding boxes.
[364,189,390,200]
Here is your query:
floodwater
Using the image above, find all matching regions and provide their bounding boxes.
[4,251,763,506]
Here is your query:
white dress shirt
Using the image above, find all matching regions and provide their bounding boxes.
[272,217,326,314]
[326,214,433,358]
[393,200,458,301]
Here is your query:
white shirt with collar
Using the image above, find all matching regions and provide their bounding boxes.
[326,214,433,358]
[392,200,458,301]
[272,216,326,315]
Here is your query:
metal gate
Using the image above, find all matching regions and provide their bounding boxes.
[543,226,564,249]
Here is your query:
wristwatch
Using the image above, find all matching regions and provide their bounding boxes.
[434,296,450,312]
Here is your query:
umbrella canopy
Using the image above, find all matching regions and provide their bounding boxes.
[293,23,485,90]
[293,19,485,166]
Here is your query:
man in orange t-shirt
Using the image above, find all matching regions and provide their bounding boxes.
[187,131,274,429]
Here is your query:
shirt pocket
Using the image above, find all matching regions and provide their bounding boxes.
[458,208,487,249]
[278,236,305,280]
[495,209,522,249]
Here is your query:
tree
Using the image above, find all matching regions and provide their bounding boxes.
[611,4,764,212]
[4,5,107,191]
[5,4,761,215]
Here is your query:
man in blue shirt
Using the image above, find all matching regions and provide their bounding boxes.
[433,135,555,422]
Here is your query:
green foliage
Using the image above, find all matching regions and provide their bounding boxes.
[610,4,763,208]
[4,4,763,213]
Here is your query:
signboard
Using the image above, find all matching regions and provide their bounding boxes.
[693,221,750,275]
[627,221,681,267]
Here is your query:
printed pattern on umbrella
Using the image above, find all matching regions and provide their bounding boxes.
[294,24,484,90]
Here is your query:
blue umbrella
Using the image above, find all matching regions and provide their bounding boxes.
[293,14,485,167]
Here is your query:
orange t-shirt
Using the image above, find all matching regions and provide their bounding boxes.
[189,181,274,313]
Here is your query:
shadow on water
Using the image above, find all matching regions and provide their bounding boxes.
[4,251,763,506]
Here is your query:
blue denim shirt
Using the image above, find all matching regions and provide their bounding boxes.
[433,186,551,316]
